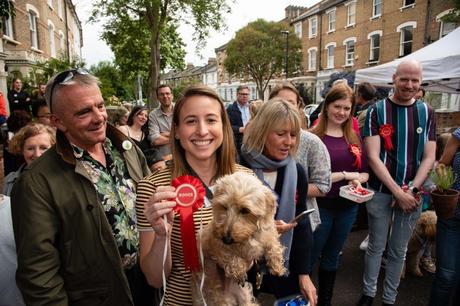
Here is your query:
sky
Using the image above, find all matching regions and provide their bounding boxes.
[74,0,322,68]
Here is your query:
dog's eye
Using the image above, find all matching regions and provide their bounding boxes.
[240,208,250,215]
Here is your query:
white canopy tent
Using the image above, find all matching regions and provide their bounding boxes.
[355,27,460,94]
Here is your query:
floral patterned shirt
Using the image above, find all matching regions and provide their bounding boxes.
[72,138,138,269]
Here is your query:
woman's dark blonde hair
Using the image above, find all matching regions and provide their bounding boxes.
[249,99,264,118]
[171,85,236,180]
[269,82,307,129]
[111,106,129,127]
[8,122,56,155]
[243,98,301,156]
[310,82,360,146]
[436,133,451,160]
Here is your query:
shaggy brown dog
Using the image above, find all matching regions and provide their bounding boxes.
[404,210,437,277]
[192,172,286,306]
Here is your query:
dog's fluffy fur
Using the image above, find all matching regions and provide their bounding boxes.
[404,210,437,277]
[192,172,286,306]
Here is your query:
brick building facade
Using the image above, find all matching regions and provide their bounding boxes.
[2,0,82,89]
[292,0,457,101]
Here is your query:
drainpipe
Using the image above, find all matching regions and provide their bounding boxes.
[318,13,323,71]
[63,0,70,61]
[317,12,323,103]
[423,0,432,45]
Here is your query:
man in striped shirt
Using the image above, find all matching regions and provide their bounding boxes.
[357,59,436,306]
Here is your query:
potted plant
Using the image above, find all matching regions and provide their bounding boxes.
[429,164,459,219]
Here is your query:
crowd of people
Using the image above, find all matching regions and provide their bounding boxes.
[0,58,459,306]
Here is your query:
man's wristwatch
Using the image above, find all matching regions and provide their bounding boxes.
[409,186,419,195]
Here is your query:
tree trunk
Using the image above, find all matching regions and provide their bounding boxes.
[258,88,264,100]
[148,31,160,109]
[255,78,264,100]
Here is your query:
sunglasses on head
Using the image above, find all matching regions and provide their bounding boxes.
[49,68,89,112]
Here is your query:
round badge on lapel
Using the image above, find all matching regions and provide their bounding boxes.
[122,140,133,151]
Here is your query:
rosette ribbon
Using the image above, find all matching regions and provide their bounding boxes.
[379,124,395,151]
[349,144,362,170]
[171,175,206,272]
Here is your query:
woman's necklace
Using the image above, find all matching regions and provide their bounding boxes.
[129,126,143,141]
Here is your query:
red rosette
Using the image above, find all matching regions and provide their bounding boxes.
[379,124,394,151]
[171,175,206,272]
[349,144,362,170]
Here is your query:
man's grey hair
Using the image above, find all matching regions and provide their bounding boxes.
[45,70,100,112]
[236,85,249,93]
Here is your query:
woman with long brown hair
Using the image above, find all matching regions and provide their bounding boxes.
[135,85,251,305]
[310,83,369,306]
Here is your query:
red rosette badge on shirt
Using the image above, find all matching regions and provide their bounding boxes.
[379,124,395,151]
[349,144,362,170]
[171,175,205,272]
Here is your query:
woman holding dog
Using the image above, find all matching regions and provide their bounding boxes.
[309,82,369,306]
[241,98,317,306]
[135,85,251,305]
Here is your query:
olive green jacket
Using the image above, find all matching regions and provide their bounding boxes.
[11,125,150,306]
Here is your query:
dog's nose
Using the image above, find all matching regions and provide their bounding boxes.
[222,233,234,245]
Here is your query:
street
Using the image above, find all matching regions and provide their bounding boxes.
[258,229,433,306]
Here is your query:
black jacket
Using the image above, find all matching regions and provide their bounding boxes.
[226,101,244,158]
[241,158,313,298]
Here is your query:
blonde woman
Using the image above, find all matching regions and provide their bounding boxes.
[241,98,317,306]
[3,123,56,195]
[270,83,332,233]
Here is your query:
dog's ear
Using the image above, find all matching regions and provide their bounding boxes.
[262,188,277,223]
[419,222,427,236]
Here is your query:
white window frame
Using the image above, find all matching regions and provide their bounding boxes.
[326,8,336,33]
[367,30,382,62]
[294,22,302,39]
[3,15,14,39]
[403,0,415,7]
[372,0,382,18]
[437,10,456,38]
[58,30,65,51]
[57,0,63,19]
[343,37,356,66]
[48,20,56,58]
[27,4,40,50]
[308,47,317,71]
[345,1,357,27]
[309,16,317,38]
[325,42,336,69]
[47,0,53,9]
[397,21,416,57]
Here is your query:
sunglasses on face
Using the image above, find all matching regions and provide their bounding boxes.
[48,68,90,112]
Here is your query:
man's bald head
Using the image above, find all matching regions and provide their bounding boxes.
[392,59,423,105]
[394,59,423,78]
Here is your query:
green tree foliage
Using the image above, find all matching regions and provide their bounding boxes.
[442,0,460,23]
[224,19,302,99]
[89,61,135,103]
[34,56,85,84]
[101,15,186,91]
[91,0,231,108]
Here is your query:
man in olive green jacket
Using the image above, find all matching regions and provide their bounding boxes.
[11,70,151,306]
